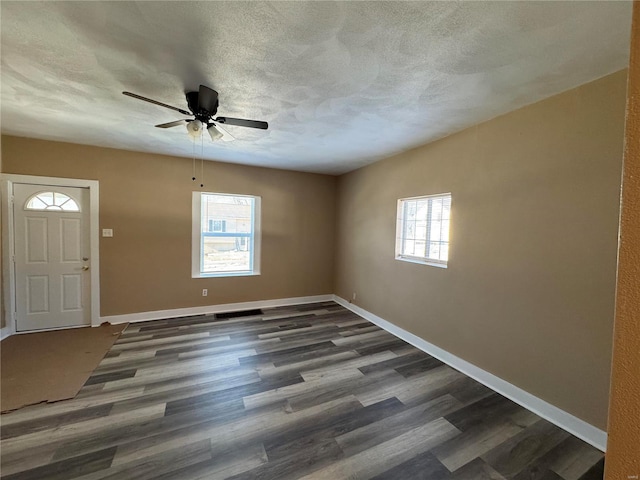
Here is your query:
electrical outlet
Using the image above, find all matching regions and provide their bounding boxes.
[351,292,357,303]
[202,289,208,297]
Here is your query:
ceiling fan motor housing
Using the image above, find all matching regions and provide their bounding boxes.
[186,91,218,122]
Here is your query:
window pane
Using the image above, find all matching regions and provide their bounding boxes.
[406,221,416,239]
[202,236,251,272]
[406,200,416,220]
[60,201,79,211]
[403,239,415,256]
[202,194,252,234]
[29,197,48,210]
[430,220,442,241]
[38,192,54,205]
[429,242,441,259]
[431,198,443,219]
[53,193,66,206]
[440,220,450,241]
[416,200,428,219]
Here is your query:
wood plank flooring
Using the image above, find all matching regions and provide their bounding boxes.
[0,302,604,479]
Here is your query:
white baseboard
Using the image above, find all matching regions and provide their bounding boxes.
[0,325,14,341]
[100,294,335,325]
[332,295,607,452]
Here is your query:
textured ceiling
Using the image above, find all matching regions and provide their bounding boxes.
[0,1,633,175]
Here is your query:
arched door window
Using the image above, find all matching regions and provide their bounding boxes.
[25,192,80,211]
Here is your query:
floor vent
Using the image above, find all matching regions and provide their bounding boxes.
[215,309,264,319]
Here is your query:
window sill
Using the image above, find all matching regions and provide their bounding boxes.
[395,256,448,269]
[193,271,261,279]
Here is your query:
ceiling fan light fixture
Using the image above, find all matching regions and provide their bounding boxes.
[186,119,203,138]
[208,124,224,141]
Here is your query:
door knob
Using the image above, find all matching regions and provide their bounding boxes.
[82,265,90,271]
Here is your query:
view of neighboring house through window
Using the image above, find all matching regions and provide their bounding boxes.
[192,192,261,277]
[208,219,227,233]
[396,193,451,267]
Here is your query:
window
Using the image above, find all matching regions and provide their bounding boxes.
[396,193,451,267]
[192,192,260,277]
[25,192,80,211]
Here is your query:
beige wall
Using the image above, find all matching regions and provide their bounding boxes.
[1,138,336,317]
[0,135,4,329]
[606,2,640,475]
[335,70,627,429]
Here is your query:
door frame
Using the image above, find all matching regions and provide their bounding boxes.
[1,174,101,334]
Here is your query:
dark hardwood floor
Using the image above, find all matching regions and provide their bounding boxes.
[0,301,604,479]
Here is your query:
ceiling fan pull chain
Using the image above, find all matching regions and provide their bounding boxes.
[192,137,196,182]
[200,134,205,188]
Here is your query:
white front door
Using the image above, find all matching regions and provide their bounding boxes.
[13,184,91,331]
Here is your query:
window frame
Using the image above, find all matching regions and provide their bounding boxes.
[395,192,451,268]
[191,191,261,278]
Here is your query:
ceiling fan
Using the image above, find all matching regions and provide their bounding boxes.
[122,85,268,142]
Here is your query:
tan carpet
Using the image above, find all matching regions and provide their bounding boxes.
[0,323,127,413]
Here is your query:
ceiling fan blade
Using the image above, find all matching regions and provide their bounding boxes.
[123,91,190,116]
[215,117,268,130]
[155,119,188,128]
[211,122,235,141]
[198,85,219,114]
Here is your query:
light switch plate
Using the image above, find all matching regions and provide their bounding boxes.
[102,228,113,237]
